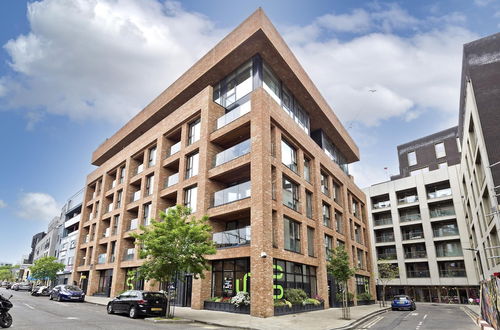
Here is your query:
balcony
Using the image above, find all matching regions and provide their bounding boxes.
[401,231,424,241]
[128,218,138,231]
[213,181,251,207]
[213,139,251,167]
[430,207,455,218]
[123,249,135,261]
[102,228,111,238]
[439,269,466,277]
[375,235,395,243]
[97,254,107,264]
[213,226,251,248]
[436,249,463,258]
[169,141,181,156]
[378,252,397,260]
[216,100,251,130]
[400,213,421,223]
[165,173,179,188]
[107,203,113,213]
[406,270,430,278]
[374,217,392,226]
[398,195,418,205]
[111,180,116,188]
[433,226,459,238]
[427,187,452,199]
[373,201,390,209]
[136,164,144,175]
[404,251,427,259]
[131,191,141,203]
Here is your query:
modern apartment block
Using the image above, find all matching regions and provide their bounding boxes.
[71,9,374,317]
[33,216,64,262]
[458,33,500,279]
[365,127,479,303]
[25,232,46,264]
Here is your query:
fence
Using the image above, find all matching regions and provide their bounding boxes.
[480,277,500,330]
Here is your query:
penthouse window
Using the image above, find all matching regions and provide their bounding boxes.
[435,142,446,159]
[284,216,301,253]
[281,140,297,172]
[188,118,201,145]
[185,152,199,179]
[213,60,253,108]
[408,151,417,166]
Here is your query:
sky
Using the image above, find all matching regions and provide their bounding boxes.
[0,0,499,264]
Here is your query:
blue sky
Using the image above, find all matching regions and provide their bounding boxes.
[0,0,499,264]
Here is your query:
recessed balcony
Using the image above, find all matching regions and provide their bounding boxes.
[165,173,179,188]
[97,253,107,264]
[212,181,251,207]
[216,100,251,130]
[213,139,251,167]
[213,226,251,248]
[123,249,135,261]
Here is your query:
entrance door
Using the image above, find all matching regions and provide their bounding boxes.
[184,275,192,307]
[80,272,89,294]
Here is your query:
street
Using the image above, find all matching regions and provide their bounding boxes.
[355,303,478,330]
[0,288,228,330]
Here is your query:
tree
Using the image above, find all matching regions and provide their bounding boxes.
[0,266,14,282]
[29,256,64,285]
[378,261,399,307]
[131,205,216,318]
[327,246,356,320]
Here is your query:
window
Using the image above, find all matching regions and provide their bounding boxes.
[211,258,250,298]
[335,211,343,234]
[188,118,201,145]
[213,60,252,107]
[119,166,126,184]
[113,215,119,235]
[333,181,341,204]
[438,162,448,169]
[321,172,330,196]
[307,227,315,257]
[306,191,313,218]
[284,216,301,253]
[116,190,122,208]
[67,257,73,266]
[184,186,198,213]
[263,63,280,104]
[281,140,297,172]
[435,142,446,158]
[143,203,151,226]
[70,240,76,249]
[185,152,199,179]
[352,200,360,218]
[282,176,299,211]
[355,275,369,295]
[304,158,311,182]
[322,203,331,228]
[357,249,364,269]
[145,175,154,196]
[324,234,333,259]
[273,259,317,298]
[408,151,417,166]
[148,146,157,167]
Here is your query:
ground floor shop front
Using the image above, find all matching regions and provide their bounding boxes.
[376,285,480,304]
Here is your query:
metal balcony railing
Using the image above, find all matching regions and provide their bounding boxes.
[402,231,424,240]
[430,208,455,218]
[400,213,421,223]
[427,188,452,199]
[436,249,463,257]
[406,270,430,278]
[374,218,392,226]
[439,269,466,277]
[213,181,251,207]
[377,252,397,260]
[404,251,427,259]
[216,100,251,130]
[433,227,459,237]
[398,196,418,204]
[375,235,395,243]
[373,201,390,209]
[213,226,251,248]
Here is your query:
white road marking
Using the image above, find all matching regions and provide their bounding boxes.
[23,303,35,310]
[411,312,419,315]
[366,316,384,328]
[66,317,79,320]
[423,314,427,319]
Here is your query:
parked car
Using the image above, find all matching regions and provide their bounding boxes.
[49,285,85,302]
[0,282,10,288]
[12,283,32,291]
[391,295,416,311]
[107,291,166,318]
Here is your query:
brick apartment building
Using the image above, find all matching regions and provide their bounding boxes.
[72,9,375,317]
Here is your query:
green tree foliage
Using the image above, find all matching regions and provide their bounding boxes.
[327,246,356,319]
[29,256,64,283]
[131,205,216,318]
[0,265,14,281]
[378,261,399,306]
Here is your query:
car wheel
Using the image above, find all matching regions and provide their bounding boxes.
[49,294,53,300]
[107,303,114,314]
[57,295,62,302]
[391,308,396,311]
[129,306,138,319]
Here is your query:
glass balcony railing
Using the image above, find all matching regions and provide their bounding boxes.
[436,249,463,258]
[430,207,455,218]
[169,141,181,156]
[433,227,459,237]
[111,180,116,188]
[377,252,397,260]
[165,173,179,188]
[136,164,144,175]
[216,100,251,130]
[400,213,421,223]
[97,254,107,264]
[402,231,424,240]
[374,218,392,226]
[427,188,452,199]
[214,139,251,167]
[439,269,467,277]
[406,270,430,278]
[404,251,427,259]
[83,234,90,243]
[128,218,138,231]
[398,196,418,204]
[123,249,135,261]
[213,226,251,248]
[213,181,251,207]
[131,191,141,203]
[373,201,390,209]
[102,228,110,238]
[375,235,395,243]
[107,204,113,213]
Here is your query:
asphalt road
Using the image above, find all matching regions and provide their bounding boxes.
[0,288,229,330]
[355,303,478,330]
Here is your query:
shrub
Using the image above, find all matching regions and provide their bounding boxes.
[220,297,231,303]
[336,292,354,302]
[274,299,292,308]
[284,288,307,305]
[208,297,220,302]
[231,292,250,307]
[357,292,372,301]
[302,298,321,306]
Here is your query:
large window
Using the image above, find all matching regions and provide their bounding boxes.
[143,203,151,226]
[322,203,331,228]
[321,172,330,196]
[435,142,446,158]
[211,258,250,298]
[273,259,317,298]
[213,61,252,107]
[284,216,301,253]
[307,227,315,257]
[304,158,311,182]
[263,63,281,104]
[148,146,157,167]
[188,118,201,145]
[408,151,417,166]
[306,191,313,219]
[324,234,333,259]
[281,140,297,172]
[145,175,154,196]
[184,186,198,213]
[282,176,299,211]
[355,275,369,295]
[335,210,343,234]
[185,152,199,179]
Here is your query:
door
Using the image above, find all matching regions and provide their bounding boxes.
[114,291,129,312]
[184,275,192,307]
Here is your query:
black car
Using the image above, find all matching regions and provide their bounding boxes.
[107,291,166,318]
[49,285,85,302]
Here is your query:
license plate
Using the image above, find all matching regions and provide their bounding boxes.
[151,308,162,311]
[398,301,404,304]
[71,297,80,299]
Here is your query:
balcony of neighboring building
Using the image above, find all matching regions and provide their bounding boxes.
[371,194,391,213]
[397,188,419,208]
[398,206,422,226]
[432,221,460,241]
[374,228,395,246]
[426,181,452,202]
[429,201,455,221]
[373,211,393,229]
[406,262,430,278]
[438,260,467,278]
[403,243,427,261]
[435,240,464,260]
[401,224,425,243]
[376,246,398,262]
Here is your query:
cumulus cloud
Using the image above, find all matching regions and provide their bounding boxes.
[1,0,224,124]
[0,200,7,208]
[16,192,59,221]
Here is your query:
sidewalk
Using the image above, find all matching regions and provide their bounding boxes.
[85,296,388,330]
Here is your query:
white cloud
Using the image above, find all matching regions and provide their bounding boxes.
[1,0,224,124]
[474,0,495,7]
[16,192,59,221]
[0,200,7,208]
[316,9,372,33]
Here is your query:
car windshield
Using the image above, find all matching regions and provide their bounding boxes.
[143,293,165,299]
[64,285,81,291]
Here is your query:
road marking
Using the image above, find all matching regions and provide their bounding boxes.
[66,317,79,320]
[423,314,427,320]
[23,303,35,310]
[358,315,383,329]
[411,312,419,315]
[461,307,478,324]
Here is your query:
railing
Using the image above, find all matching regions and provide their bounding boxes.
[378,252,397,260]
[83,234,90,243]
[433,227,459,237]
[400,213,421,222]
[439,269,467,277]
[398,195,418,204]
[404,251,427,259]
[213,181,251,207]
[107,203,113,213]
[164,206,176,214]
[430,207,455,218]
[102,228,110,238]
[427,188,452,199]
[406,270,430,278]
[131,191,141,202]
[97,254,107,264]
[128,218,138,231]
[165,173,179,188]
[375,235,395,243]
[213,226,251,248]
[111,180,116,188]
[214,139,251,167]
[436,249,463,257]
[282,189,299,211]
[402,231,424,240]
[136,164,144,175]
[123,249,135,261]
[216,100,251,129]
[169,141,181,156]
[373,201,390,209]
[374,218,392,226]
[89,213,94,221]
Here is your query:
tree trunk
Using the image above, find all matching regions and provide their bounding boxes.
[346,284,351,320]
[382,285,386,307]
